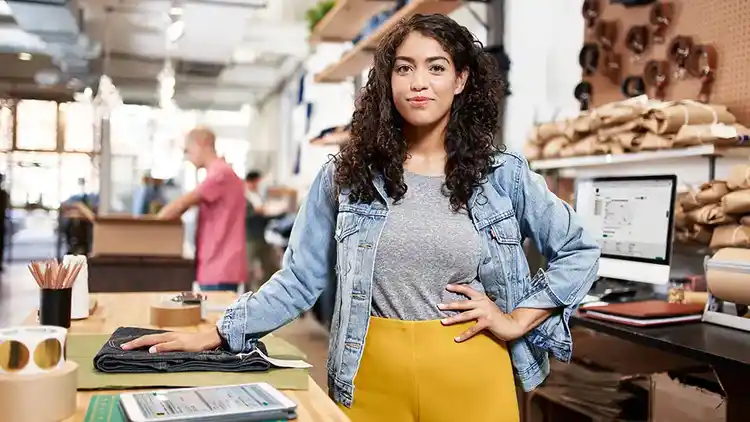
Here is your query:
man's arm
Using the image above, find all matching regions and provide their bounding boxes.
[156,190,201,220]
[157,169,227,220]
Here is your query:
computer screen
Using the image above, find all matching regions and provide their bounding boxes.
[574,175,676,285]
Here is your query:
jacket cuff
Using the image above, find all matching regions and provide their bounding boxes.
[516,270,564,310]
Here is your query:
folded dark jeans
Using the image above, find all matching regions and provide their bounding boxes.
[93,326,270,374]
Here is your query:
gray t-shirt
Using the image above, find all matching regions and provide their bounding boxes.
[371,170,485,320]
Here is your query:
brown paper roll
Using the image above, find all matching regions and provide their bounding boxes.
[683,291,709,306]
[541,135,569,158]
[721,189,750,214]
[150,301,203,327]
[559,145,576,158]
[709,224,750,249]
[637,132,674,151]
[0,360,77,422]
[613,132,641,151]
[642,102,736,135]
[674,123,750,147]
[686,224,714,245]
[695,181,730,205]
[597,119,642,138]
[680,190,702,212]
[572,135,608,156]
[740,215,750,226]
[535,121,566,142]
[727,165,750,191]
[706,248,750,305]
[687,204,737,225]
[523,143,541,161]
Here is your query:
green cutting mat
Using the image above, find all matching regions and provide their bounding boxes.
[84,394,288,422]
[68,333,309,391]
[84,395,127,422]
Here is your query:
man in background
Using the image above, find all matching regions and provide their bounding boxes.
[157,127,246,292]
[244,170,279,291]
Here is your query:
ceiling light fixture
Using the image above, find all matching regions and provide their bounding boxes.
[169,6,183,16]
[18,52,32,61]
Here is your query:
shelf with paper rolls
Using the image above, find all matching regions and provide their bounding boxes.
[309,0,396,44]
[314,0,463,83]
[529,145,750,171]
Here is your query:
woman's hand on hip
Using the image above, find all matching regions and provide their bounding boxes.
[120,328,223,353]
[439,284,526,343]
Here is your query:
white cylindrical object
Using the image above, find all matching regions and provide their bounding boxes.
[0,326,67,375]
[63,255,90,320]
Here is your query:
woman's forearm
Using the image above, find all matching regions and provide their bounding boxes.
[510,307,555,335]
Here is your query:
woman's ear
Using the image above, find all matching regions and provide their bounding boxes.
[454,70,469,95]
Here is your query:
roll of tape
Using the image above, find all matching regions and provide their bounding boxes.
[707,248,750,306]
[150,300,203,327]
[0,360,78,422]
[0,326,66,375]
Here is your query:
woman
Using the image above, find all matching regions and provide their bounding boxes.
[122,13,600,422]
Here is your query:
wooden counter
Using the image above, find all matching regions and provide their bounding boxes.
[23,292,349,422]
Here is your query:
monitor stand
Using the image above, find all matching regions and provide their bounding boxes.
[589,278,662,303]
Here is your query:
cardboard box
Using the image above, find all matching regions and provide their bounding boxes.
[650,373,725,422]
[92,215,184,258]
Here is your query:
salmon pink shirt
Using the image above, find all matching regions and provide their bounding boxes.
[195,159,247,286]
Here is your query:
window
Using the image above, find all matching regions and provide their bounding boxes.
[61,102,95,152]
[15,100,58,150]
[0,102,12,151]
[110,104,152,156]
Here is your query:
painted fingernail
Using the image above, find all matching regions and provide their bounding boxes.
[441,318,448,324]
[454,337,461,342]
[119,344,127,350]
[148,346,157,353]
[437,304,445,309]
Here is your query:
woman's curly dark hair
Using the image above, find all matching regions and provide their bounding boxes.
[334,13,507,212]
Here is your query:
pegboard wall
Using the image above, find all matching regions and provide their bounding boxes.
[582,0,750,124]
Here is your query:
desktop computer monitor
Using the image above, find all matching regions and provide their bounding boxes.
[574,175,677,285]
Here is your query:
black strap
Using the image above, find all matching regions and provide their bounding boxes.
[621,75,646,98]
[578,43,600,76]
[574,81,593,111]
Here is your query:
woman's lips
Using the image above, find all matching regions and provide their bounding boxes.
[407,97,431,107]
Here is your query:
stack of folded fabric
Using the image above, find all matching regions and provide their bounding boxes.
[525,96,749,161]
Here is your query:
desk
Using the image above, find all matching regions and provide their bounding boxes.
[573,315,750,422]
[22,292,349,422]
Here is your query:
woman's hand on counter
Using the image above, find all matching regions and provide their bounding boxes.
[120,328,223,353]
[438,284,527,343]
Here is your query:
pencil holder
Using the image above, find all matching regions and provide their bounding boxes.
[39,288,72,329]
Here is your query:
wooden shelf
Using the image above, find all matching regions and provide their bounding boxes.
[529,145,750,171]
[315,0,463,83]
[309,0,396,44]
[311,130,350,146]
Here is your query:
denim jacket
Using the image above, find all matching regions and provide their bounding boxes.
[217,151,600,407]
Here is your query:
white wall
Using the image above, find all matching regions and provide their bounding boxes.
[503,0,584,153]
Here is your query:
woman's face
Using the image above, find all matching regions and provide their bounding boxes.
[391,31,467,128]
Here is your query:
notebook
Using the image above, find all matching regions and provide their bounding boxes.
[580,300,705,327]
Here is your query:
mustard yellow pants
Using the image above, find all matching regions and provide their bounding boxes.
[338,317,519,422]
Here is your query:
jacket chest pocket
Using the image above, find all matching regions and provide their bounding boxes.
[478,211,523,308]
[335,211,362,276]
